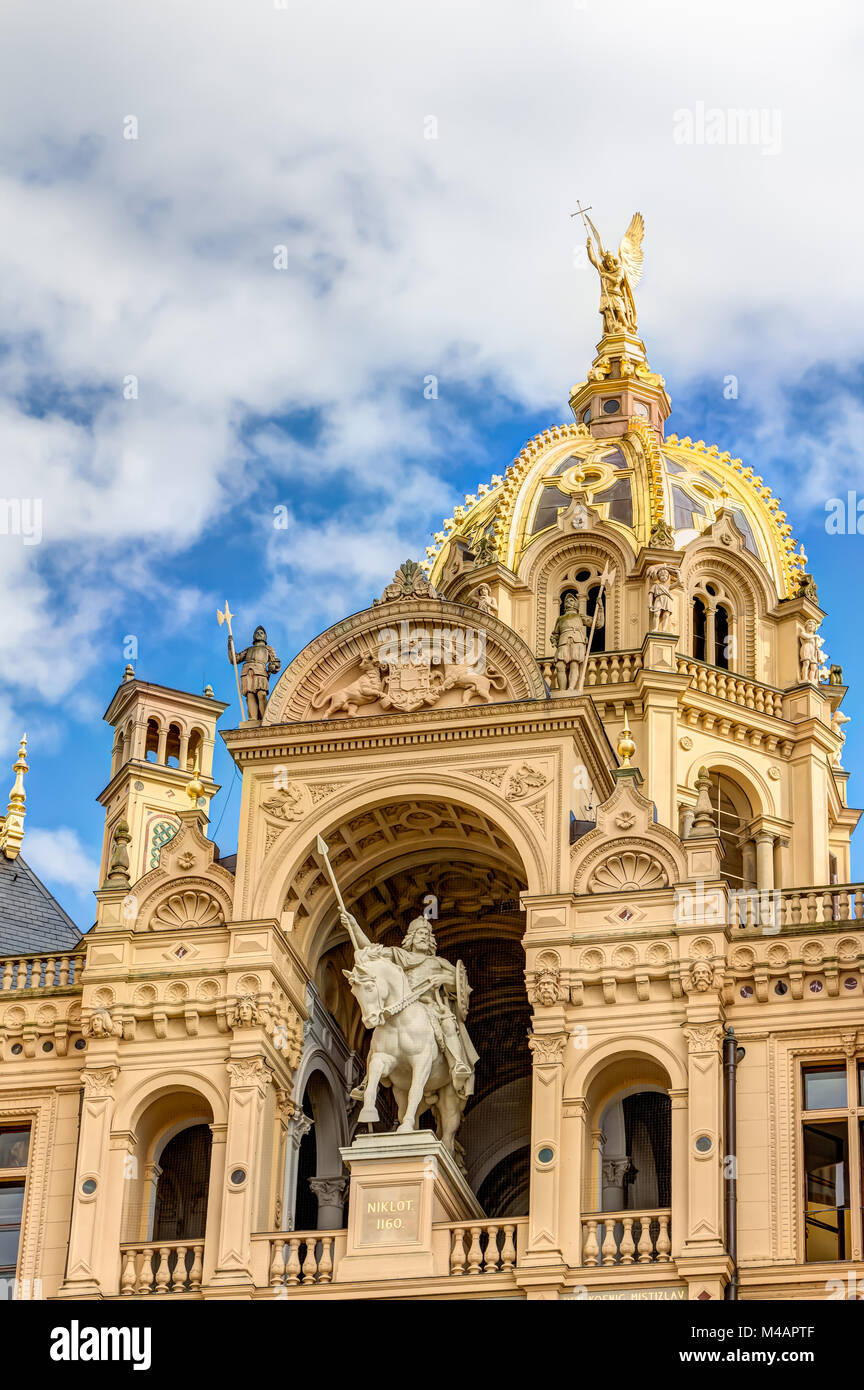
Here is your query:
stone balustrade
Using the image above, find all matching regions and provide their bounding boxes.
[676,656,784,716]
[540,650,643,691]
[266,1232,345,1287]
[581,1210,671,1266]
[729,884,864,931]
[0,952,79,992]
[120,1241,204,1295]
[444,1218,526,1275]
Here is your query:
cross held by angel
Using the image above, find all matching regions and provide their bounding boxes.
[573,203,645,337]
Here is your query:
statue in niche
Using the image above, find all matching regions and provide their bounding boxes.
[469,582,497,617]
[647,565,677,632]
[550,593,588,691]
[228,625,281,721]
[798,619,824,685]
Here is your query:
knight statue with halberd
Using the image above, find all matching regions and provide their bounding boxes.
[227,624,281,721]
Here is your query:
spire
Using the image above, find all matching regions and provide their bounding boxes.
[0,734,29,861]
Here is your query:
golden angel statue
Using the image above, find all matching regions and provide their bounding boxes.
[584,211,645,336]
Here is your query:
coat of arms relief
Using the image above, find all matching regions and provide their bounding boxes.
[308,617,509,718]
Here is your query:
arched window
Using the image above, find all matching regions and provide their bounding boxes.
[715,603,731,670]
[165,723,182,768]
[691,582,736,670]
[187,728,204,772]
[152,1124,212,1242]
[705,772,753,890]
[692,597,707,662]
[144,718,160,762]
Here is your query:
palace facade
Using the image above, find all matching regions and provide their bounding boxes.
[1,297,861,1303]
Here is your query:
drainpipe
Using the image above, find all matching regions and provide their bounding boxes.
[723,1025,743,1301]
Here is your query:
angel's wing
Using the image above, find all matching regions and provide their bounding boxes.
[618,212,645,288]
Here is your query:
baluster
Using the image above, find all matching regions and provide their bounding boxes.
[582,1219,599,1267]
[317,1237,333,1285]
[656,1214,671,1262]
[500,1224,516,1272]
[636,1218,653,1263]
[806,892,817,923]
[285,1236,302,1285]
[484,1224,500,1273]
[856,889,864,922]
[269,1239,286,1286]
[449,1225,467,1275]
[188,1243,204,1290]
[44,957,55,988]
[171,1245,188,1293]
[790,892,802,925]
[823,890,834,923]
[838,890,851,922]
[120,1248,138,1295]
[154,1246,171,1294]
[600,1221,618,1266]
[619,1216,635,1265]
[1,959,11,991]
[58,955,70,987]
[136,1249,154,1294]
[466,1225,484,1275]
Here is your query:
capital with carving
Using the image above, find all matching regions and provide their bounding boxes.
[226,1056,273,1094]
[528,1033,568,1066]
[683,1023,724,1055]
[309,1176,349,1206]
[81,1066,119,1098]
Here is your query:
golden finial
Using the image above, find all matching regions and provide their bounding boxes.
[617,720,636,768]
[186,750,205,806]
[0,734,29,861]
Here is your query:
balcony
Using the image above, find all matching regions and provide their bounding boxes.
[251,1218,529,1293]
[581,1210,672,1266]
[120,1241,205,1295]
[0,951,80,993]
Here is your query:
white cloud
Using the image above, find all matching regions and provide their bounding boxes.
[0,0,862,708]
[24,826,100,896]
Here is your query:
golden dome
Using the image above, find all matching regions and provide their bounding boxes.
[428,418,805,600]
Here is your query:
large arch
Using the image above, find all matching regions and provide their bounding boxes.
[272,788,536,1216]
[252,776,551,946]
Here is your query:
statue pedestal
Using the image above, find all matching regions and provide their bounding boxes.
[338,1131,483,1282]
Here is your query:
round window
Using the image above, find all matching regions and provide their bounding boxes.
[10,1043,23,1055]
[42,1041,53,1053]
[695,1136,712,1154]
[602,398,620,415]
[634,401,649,418]
[81,1178,97,1195]
[809,980,823,994]
[537,1147,555,1165]
[581,408,591,423]
[230,1168,247,1186]
[775,980,788,996]
[844,977,858,990]
[74,1038,87,1050]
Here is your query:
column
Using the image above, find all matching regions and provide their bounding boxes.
[523,1033,568,1268]
[156,726,168,764]
[58,1067,119,1297]
[681,1025,725,1257]
[280,1110,313,1232]
[179,732,190,770]
[309,1176,349,1230]
[560,1099,587,1268]
[755,831,775,892]
[668,1088,688,1259]
[741,837,757,890]
[211,1057,271,1287]
[705,602,716,666]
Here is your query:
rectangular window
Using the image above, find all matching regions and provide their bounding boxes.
[0,1124,31,1291]
[0,1181,26,1283]
[803,1121,850,1262]
[0,1128,31,1169]
[803,1065,847,1110]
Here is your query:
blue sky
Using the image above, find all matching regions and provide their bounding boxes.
[1,0,863,924]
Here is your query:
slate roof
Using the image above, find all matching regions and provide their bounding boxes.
[0,852,83,957]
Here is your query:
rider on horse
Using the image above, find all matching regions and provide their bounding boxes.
[339,909,477,1100]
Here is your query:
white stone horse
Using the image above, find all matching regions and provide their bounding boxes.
[344,947,464,1153]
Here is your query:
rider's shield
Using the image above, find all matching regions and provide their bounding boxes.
[455,959,472,1021]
